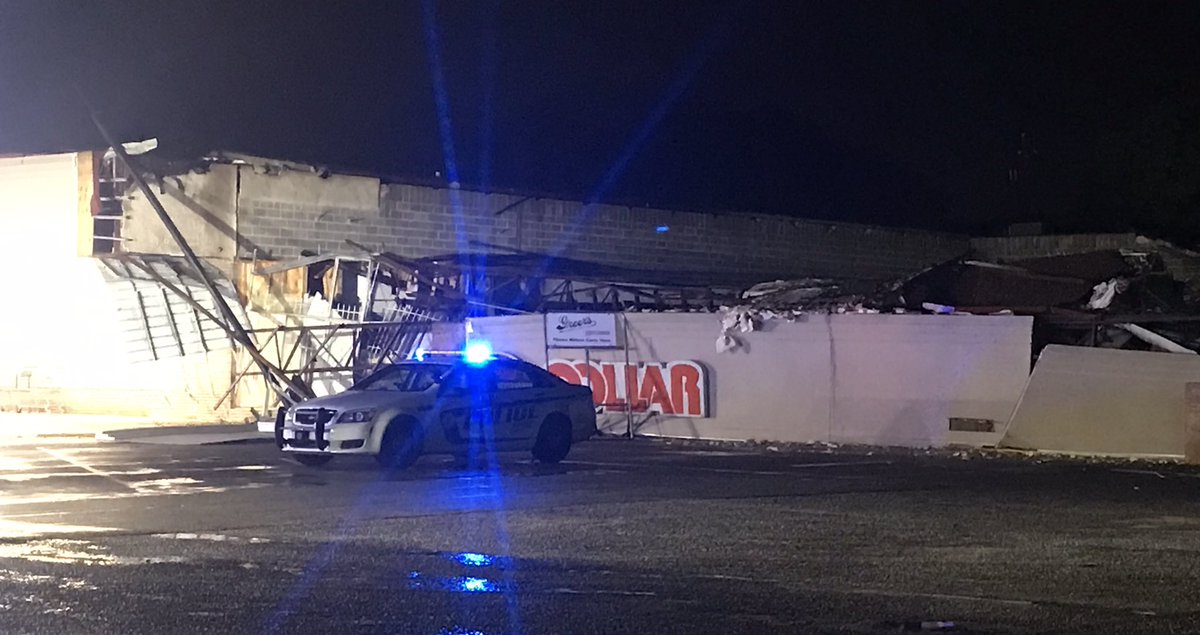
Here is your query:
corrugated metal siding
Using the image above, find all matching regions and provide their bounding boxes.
[96,255,244,364]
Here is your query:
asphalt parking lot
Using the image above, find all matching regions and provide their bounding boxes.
[2,436,1200,634]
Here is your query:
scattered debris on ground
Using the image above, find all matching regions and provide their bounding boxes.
[631,433,1200,472]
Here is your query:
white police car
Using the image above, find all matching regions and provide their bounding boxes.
[275,346,597,468]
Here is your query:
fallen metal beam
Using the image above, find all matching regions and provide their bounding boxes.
[1117,323,1197,354]
[254,253,369,276]
[344,240,465,300]
[89,112,312,404]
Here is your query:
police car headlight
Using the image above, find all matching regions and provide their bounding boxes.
[337,409,376,423]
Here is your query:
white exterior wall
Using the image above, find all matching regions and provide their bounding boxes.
[0,153,93,390]
[0,154,245,421]
[464,313,1033,448]
[0,153,82,260]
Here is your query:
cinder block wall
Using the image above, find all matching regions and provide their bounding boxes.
[236,174,969,282]
[970,233,1142,260]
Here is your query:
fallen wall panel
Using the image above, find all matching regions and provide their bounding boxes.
[1001,345,1200,457]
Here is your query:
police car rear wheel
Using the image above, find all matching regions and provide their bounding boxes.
[293,454,332,467]
[377,417,422,469]
[532,415,572,463]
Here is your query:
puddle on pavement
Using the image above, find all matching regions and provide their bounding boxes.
[0,492,98,507]
[0,519,116,537]
[0,468,161,482]
[403,551,659,599]
[152,532,270,543]
[0,538,188,566]
[408,571,507,593]
[0,456,37,471]
[0,569,97,590]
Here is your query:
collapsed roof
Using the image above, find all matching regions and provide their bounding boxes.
[722,245,1200,354]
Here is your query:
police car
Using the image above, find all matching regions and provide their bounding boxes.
[275,344,597,468]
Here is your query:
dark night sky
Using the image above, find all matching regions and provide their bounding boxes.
[1,1,1198,240]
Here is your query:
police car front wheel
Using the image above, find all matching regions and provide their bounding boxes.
[376,417,423,469]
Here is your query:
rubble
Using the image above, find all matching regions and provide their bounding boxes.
[714,278,892,352]
[644,434,1200,471]
[1086,278,1126,309]
[717,244,1200,354]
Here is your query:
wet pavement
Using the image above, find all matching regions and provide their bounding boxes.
[1,438,1200,633]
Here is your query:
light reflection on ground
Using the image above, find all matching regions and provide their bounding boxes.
[152,532,270,543]
[407,571,504,594]
[0,519,116,538]
[0,467,161,482]
[451,552,495,567]
[0,539,188,566]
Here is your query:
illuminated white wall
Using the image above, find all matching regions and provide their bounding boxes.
[0,153,98,388]
[0,153,82,260]
[0,154,243,420]
[465,313,1033,448]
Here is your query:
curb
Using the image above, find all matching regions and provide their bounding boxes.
[98,423,261,440]
[95,424,270,445]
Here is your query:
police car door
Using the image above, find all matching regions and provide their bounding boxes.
[435,366,497,451]
[487,362,543,447]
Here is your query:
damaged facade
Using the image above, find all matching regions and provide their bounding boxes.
[0,147,963,420]
[4,145,1200,459]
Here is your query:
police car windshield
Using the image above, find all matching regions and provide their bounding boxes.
[351,363,452,392]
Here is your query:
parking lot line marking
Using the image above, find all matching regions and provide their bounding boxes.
[848,588,1035,607]
[790,460,892,469]
[37,446,137,491]
[563,460,789,476]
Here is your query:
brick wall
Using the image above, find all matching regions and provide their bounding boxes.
[236,173,969,282]
[970,233,1142,260]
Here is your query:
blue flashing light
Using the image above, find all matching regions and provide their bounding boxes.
[656,225,670,233]
[454,552,494,567]
[463,341,493,366]
[412,347,427,361]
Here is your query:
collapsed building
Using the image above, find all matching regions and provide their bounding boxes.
[2,142,1199,458]
[722,240,1200,356]
[0,143,960,416]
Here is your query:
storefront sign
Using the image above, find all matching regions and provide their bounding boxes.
[548,359,708,417]
[545,312,619,348]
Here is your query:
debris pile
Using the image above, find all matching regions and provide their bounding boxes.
[714,277,895,352]
[717,245,1200,354]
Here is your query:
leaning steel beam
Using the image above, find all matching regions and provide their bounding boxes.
[90,113,312,404]
[245,320,436,334]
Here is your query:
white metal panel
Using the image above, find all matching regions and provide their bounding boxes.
[0,153,80,261]
[1002,345,1200,457]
